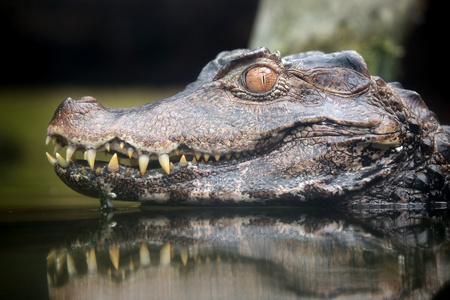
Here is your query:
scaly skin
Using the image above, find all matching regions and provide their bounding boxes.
[45,48,450,207]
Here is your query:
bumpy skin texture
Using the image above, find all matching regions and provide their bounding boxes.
[46,48,450,206]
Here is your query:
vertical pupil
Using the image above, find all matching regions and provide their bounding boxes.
[245,66,277,93]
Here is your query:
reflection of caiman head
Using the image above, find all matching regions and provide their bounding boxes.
[47,209,450,299]
[45,48,450,206]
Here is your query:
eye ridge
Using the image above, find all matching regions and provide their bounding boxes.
[243,66,278,94]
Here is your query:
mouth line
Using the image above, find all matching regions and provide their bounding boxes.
[45,121,395,178]
[45,135,268,177]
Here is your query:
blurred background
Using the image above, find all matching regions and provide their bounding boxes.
[0,0,448,209]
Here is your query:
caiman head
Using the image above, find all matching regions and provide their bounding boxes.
[45,48,450,206]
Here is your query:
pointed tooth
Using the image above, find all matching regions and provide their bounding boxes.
[45,152,57,165]
[55,153,68,168]
[105,142,111,152]
[170,162,174,170]
[45,136,52,145]
[179,155,187,167]
[214,154,220,161]
[158,154,170,175]
[56,252,65,274]
[87,248,97,274]
[235,153,241,159]
[108,153,120,172]
[81,166,87,175]
[125,168,131,176]
[53,143,62,154]
[86,149,96,169]
[181,247,188,266]
[138,154,149,176]
[127,148,134,159]
[109,245,120,270]
[225,154,232,160]
[120,142,125,151]
[195,152,201,161]
[67,253,76,276]
[95,166,101,175]
[139,243,151,266]
[203,154,210,162]
[160,242,171,266]
[129,257,135,271]
[66,146,76,162]
[191,157,197,165]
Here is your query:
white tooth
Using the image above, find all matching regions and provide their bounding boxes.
[45,136,52,145]
[120,142,125,151]
[55,153,68,168]
[53,143,62,154]
[179,155,187,167]
[105,142,111,152]
[87,248,97,274]
[214,155,220,161]
[109,245,120,270]
[45,152,57,165]
[235,153,241,159]
[139,154,150,176]
[203,154,210,162]
[160,242,171,266]
[66,146,76,162]
[158,154,170,175]
[86,149,96,169]
[139,243,151,266]
[127,148,134,159]
[108,153,120,172]
[225,154,232,160]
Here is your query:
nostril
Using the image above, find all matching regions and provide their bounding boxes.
[48,96,107,133]
[53,96,104,117]
[78,96,101,104]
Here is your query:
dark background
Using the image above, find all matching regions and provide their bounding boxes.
[1,0,448,122]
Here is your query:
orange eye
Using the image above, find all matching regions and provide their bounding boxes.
[244,66,277,93]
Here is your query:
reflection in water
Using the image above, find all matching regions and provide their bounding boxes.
[47,208,450,299]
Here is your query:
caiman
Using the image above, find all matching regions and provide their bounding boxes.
[45,48,450,207]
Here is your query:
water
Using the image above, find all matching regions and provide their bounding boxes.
[1,205,449,300]
[1,87,449,299]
